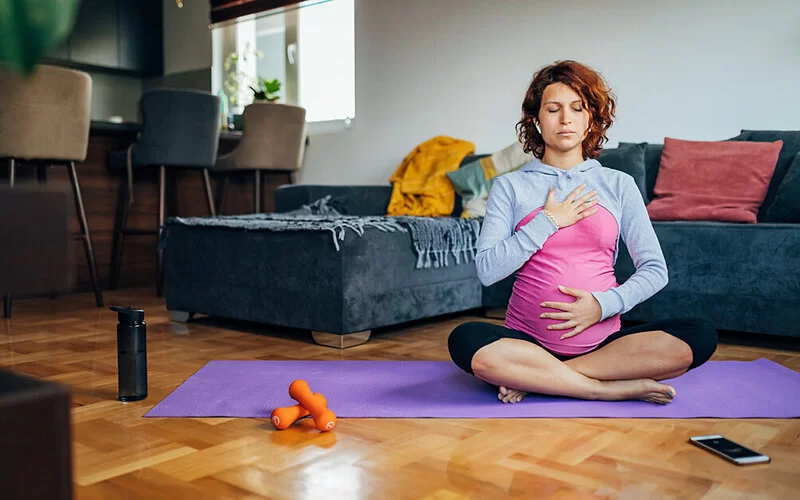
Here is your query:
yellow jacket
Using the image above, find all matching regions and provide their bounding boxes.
[387,136,475,216]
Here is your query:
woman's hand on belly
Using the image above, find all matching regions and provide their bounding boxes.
[539,285,603,340]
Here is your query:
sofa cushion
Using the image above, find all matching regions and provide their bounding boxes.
[599,143,648,203]
[646,137,782,223]
[728,130,800,221]
[620,142,663,204]
[275,185,393,216]
[764,152,800,222]
[283,195,344,216]
[613,220,800,337]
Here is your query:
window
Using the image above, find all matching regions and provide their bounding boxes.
[212,0,355,125]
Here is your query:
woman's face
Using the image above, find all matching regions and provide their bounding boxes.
[537,82,591,156]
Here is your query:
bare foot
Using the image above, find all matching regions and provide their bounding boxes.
[498,380,675,405]
[498,386,528,404]
[602,379,676,405]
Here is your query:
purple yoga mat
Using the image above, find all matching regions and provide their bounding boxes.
[145,358,800,419]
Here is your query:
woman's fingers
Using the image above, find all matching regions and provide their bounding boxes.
[547,320,577,331]
[578,199,599,213]
[540,311,571,320]
[562,184,586,204]
[560,327,584,339]
[540,301,573,311]
[546,186,555,203]
[576,190,598,204]
[581,208,598,218]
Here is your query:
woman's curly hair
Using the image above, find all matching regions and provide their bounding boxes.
[516,60,616,160]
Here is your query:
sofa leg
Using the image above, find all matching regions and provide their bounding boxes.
[168,310,194,323]
[484,308,507,320]
[312,330,371,349]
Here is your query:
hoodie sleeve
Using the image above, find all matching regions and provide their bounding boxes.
[475,176,559,286]
[591,175,669,321]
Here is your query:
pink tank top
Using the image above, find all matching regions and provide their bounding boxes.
[504,205,622,355]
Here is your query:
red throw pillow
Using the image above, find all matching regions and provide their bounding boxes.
[647,137,783,223]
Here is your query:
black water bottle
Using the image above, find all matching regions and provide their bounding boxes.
[111,305,148,402]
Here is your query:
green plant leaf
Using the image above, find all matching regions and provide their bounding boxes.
[0,0,82,75]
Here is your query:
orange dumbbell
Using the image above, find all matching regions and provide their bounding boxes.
[271,393,327,430]
[289,380,336,432]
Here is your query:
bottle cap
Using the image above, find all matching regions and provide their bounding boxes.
[110,305,145,324]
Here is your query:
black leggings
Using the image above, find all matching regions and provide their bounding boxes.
[449,317,718,375]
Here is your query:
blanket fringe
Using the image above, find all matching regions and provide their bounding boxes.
[165,213,481,269]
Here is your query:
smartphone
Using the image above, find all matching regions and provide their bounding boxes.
[689,435,771,465]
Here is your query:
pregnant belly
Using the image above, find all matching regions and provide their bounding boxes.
[505,258,622,356]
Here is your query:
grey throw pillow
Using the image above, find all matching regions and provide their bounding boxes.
[599,143,649,203]
[728,130,800,221]
[764,152,800,222]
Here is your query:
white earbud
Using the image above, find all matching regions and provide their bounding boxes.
[535,122,542,134]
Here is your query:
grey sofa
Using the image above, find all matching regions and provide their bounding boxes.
[163,132,800,346]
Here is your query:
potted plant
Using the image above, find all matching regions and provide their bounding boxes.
[250,78,282,102]
[222,45,263,128]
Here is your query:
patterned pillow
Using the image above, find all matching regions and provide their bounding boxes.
[447,142,532,218]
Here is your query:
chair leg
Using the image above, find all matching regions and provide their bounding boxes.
[215,175,228,216]
[5,159,16,315]
[156,165,166,297]
[202,168,216,216]
[109,173,131,290]
[67,161,103,308]
[254,170,261,214]
[8,158,15,187]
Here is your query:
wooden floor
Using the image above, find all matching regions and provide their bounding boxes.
[2,289,799,499]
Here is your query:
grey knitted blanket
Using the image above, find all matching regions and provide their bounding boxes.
[165,213,482,269]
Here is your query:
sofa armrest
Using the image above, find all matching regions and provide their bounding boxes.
[274,185,393,216]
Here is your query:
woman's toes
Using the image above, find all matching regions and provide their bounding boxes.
[499,386,509,396]
[647,391,673,405]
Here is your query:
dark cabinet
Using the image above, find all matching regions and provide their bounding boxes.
[46,0,163,76]
[118,0,163,75]
[69,0,119,67]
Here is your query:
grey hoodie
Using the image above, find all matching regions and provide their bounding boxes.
[475,157,669,322]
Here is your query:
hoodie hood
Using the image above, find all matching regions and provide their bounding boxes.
[520,157,600,176]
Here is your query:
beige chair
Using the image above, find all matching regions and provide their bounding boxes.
[0,64,103,316]
[215,102,307,213]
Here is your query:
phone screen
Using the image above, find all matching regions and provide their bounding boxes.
[696,437,763,459]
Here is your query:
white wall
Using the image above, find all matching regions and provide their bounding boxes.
[299,0,800,185]
[163,0,213,75]
[89,72,142,122]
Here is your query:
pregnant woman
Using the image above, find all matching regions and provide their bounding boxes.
[449,60,717,404]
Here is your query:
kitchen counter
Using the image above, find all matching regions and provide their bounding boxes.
[90,120,243,140]
[0,121,283,296]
